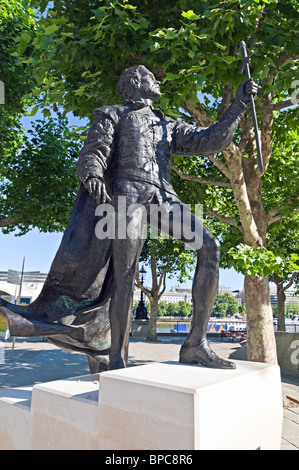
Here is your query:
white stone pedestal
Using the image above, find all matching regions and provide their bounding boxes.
[98,361,283,450]
[0,386,32,450]
[30,374,100,450]
[0,360,283,450]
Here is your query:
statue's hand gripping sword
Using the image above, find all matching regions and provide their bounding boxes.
[239,40,264,174]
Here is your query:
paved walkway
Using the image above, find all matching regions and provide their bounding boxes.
[0,336,298,450]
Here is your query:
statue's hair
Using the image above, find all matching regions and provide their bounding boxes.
[118,65,149,100]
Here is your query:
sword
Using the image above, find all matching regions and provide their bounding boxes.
[239,40,264,174]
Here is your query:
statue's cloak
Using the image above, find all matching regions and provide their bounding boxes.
[0,183,113,358]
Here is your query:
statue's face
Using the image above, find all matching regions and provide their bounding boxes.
[138,68,161,102]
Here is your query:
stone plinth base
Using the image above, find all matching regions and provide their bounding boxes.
[0,361,283,450]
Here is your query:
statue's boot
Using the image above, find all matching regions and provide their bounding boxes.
[179,339,236,370]
[108,353,126,371]
[87,355,110,374]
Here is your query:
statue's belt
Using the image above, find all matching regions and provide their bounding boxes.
[114,168,178,198]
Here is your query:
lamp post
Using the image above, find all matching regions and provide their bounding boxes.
[135,265,149,320]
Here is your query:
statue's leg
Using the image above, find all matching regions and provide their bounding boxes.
[159,200,235,369]
[179,228,235,369]
[108,203,146,371]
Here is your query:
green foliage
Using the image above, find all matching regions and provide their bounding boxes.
[286,301,299,316]
[139,233,196,284]
[157,300,192,318]
[0,117,83,234]
[212,292,240,317]
[24,0,154,119]
[24,1,298,117]
[228,244,299,278]
[0,0,38,162]
[0,0,37,112]
[263,108,299,218]
[238,302,246,316]
[3,0,298,284]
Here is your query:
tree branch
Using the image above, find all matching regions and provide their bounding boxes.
[256,98,295,114]
[135,264,152,300]
[157,255,172,293]
[158,268,168,300]
[217,82,234,120]
[204,207,243,232]
[250,5,267,48]
[268,198,299,225]
[268,206,299,226]
[135,274,152,301]
[282,272,298,293]
[0,215,14,228]
[261,108,273,173]
[262,53,298,87]
[170,161,231,188]
[183,100,233,179]
[206,153,232,179]
[183,100,215,127]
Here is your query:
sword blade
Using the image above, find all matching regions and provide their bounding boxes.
[239,41,264,174]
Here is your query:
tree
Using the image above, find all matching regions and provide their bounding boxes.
[165,302,178,317]
[226,294,240,316]
[286,301,299,317]
[212,293,239,317]
[135,235,196,341]
[157,300,168,317]
[0,0,38,198]
[0,0,37,143]
[0,118,83,234]
[16,0,299,364]
[177,300,192,318]
[239,303,246,317]
[0,2,85,234]
[268,215,299,331]
[149,2,299,364]
[212,294,228,318]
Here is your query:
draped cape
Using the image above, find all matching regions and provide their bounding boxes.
[0,183,113,358]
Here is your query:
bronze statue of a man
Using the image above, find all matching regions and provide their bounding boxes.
[0,65,257,373]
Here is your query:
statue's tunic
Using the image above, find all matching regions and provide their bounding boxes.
[77,100,245,203]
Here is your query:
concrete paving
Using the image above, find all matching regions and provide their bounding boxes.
[0,335,298,450]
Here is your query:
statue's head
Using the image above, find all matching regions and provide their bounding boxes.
[118,65,161,103]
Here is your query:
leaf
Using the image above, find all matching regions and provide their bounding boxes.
[165,28,178,39]
[212,41,226,51]
[30,105,39,117]
[42,108,51,117]
[74,86,86,97]
[121,4,137,9]
[44,24,59,35]
[182,10,201,21]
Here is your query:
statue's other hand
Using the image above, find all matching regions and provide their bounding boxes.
[85,177,112,204]
[236,78,258,104]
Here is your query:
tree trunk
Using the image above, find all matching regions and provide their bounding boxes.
[245,275,277,364]
[240,151,278,365]
[146,296,158,342]
[276,276,286,332]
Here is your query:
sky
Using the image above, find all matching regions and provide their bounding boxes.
[0,108,245,292]
[0,228,245,291]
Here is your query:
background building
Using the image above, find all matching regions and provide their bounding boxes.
[133,284,248,306]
